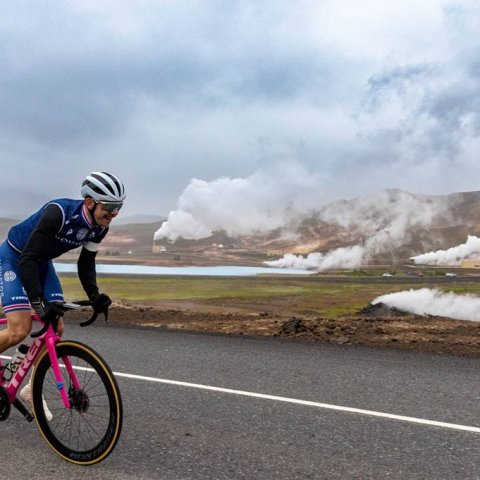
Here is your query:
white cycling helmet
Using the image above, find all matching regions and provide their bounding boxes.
[81,172,126,202]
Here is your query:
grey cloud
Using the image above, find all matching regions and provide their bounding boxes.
[367,64,434,93]
[412,72,480,160]
[359,52,480,166]
[2,1,480,219]
[356,3,480,166]
[0,1,335,150]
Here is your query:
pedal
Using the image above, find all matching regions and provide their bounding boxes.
[13,399,34,422]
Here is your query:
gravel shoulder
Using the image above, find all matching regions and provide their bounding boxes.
[69,300,480,357]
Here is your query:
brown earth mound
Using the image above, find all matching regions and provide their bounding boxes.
[67,301,480,358]
[358,302,409,317]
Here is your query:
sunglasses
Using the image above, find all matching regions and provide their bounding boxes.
[96,201,124,213]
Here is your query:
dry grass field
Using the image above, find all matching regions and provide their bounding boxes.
[60,273,480,357]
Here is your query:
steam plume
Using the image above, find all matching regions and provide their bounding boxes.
[372,288,480,322]
[264,246,365,271]
[264,189,450,271]
[411,235,480,266]
[154,163,322,241]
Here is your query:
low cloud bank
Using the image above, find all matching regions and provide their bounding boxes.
[410,235,480,266]
[372,288,480,322]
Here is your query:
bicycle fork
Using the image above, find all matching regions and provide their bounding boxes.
[45,338,80,409]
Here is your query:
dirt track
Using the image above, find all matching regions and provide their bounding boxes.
[68,300,480,358]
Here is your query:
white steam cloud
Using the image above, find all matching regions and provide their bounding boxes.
[154,163,324,241]
[410,235,480,266]
[262,243,369,271]
[373,288,480,322]
[264,247,365,271]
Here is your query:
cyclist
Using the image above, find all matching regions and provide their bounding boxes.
[0,172,125,415]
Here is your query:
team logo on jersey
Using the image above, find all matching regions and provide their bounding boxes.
[76,228,89,241]
[67,229,73,235]
[4,271,16,282]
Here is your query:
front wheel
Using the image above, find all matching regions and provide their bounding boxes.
[32,341,123,465]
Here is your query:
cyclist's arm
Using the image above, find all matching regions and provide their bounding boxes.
[19,204,63,300]
[77,228,108,300]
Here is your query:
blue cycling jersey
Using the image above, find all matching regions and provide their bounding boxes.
[7,198,106,259]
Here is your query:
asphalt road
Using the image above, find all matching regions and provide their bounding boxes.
[0,322,479,480]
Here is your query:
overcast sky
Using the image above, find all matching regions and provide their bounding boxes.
[1,0,480,220]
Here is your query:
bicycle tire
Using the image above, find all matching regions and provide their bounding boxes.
[31,341,123,465]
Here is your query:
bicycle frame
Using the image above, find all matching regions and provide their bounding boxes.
[0,304,122,465]
[0,314,79,409]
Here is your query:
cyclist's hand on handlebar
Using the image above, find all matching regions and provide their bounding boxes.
[31,298,65,322]
[90,292,112,313]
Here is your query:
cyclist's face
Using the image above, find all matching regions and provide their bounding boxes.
[94,202,120,227]
[85,198,120,227]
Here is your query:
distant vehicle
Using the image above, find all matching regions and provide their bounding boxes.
[406,271,423,276]
[445,272,457,277]
[382,272,393,277]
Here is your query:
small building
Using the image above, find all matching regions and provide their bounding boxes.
[152,241,167,253]
[460,259,480,268]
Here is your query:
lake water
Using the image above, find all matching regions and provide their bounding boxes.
[54,263,312,277]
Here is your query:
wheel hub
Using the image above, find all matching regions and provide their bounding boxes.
[68,386,90,413]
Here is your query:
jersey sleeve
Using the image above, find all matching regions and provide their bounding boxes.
[19,203,64,300]
[83,227,108,252]
[77,247,99,300]
[77,227,108,299]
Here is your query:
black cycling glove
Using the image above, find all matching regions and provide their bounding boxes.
[31,298,64,322]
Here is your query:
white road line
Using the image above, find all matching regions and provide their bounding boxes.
[115,371,480,434]
[2,355,479,434]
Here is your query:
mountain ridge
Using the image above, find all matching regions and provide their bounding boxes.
[147,189,480,262]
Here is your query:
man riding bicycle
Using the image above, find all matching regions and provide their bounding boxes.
[0,172,125,412]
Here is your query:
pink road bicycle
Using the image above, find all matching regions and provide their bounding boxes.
[0,301,122,465]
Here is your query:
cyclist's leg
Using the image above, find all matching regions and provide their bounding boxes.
[0,310,32,353]
[0,242,32,353]
[19,261,62,419]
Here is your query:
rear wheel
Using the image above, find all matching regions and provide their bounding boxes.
[32,341,122,465]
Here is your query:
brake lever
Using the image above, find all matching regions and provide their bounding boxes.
[30,311,62,338]
[30,320,50,338]
[30,299,68,338]
[78,300,109,327]
[80,310,99,327]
